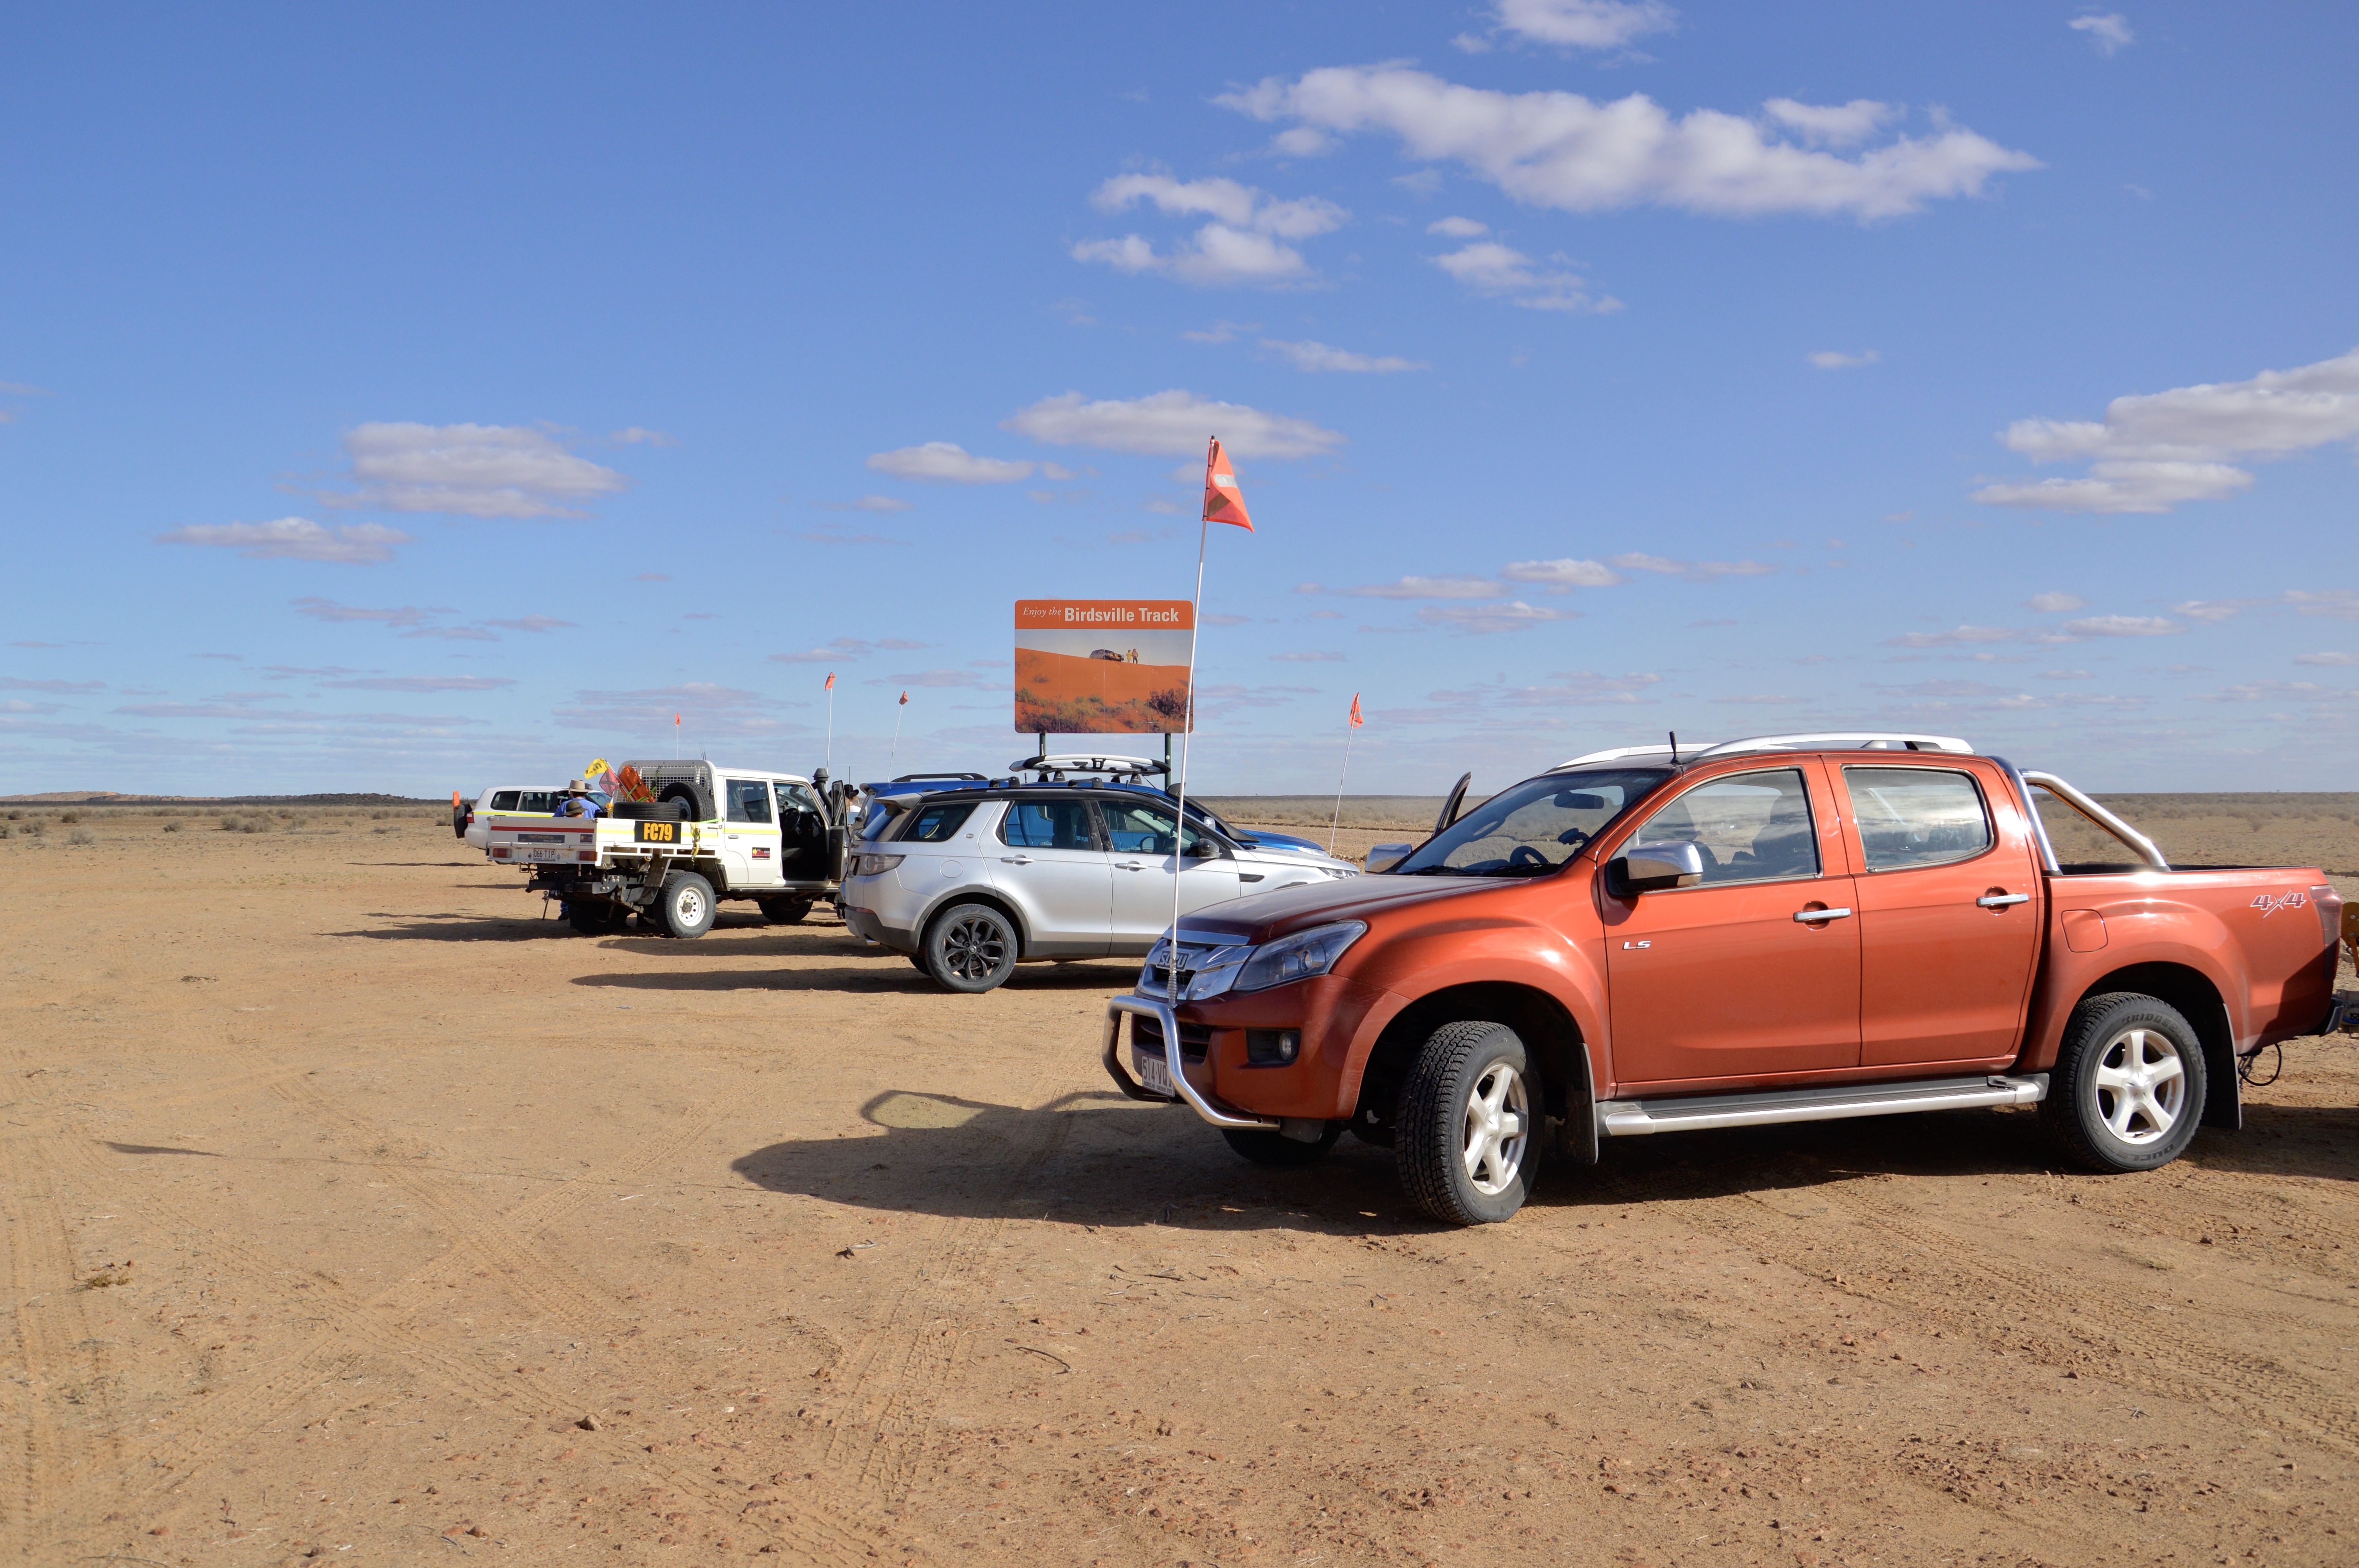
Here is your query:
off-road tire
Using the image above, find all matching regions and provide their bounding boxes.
[1220,1123,1343,1166]
[923,902,1019,993]
[658,871,718,939]
[452,802,469,838]
[760,896,813,925]
[656,782,710,821]
[1397,1020,1541,1225]
[2041,991,2207,1173]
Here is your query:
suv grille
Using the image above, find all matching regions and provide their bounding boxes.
[1130,1014,1209,1063]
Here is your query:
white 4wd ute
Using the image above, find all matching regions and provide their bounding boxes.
[480,759,846,936]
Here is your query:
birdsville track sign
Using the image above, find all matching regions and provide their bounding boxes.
[1014,599,1194,735]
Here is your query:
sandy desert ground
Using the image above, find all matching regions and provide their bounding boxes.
[4,800,2357,1567]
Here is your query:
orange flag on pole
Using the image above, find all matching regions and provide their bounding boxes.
[823,671,836,691]
[1202,437,1252,531]
[1349,692,1363,728]
[898,690,909,705]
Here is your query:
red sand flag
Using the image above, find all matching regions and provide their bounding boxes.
[1329,691,1363,853]
[1202,437,1252,531]
[823,671,836,690]
[1349,692,1363,728]
[898,690,909,705]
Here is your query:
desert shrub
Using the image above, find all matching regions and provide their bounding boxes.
[67,828,95,846]
[59,811,80,825]
[17,819,43,837]
[162,820,183,833]
[4,809,19,820]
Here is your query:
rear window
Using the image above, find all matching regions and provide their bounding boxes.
[1000,800,1096,850]
[903,802,977,843]
[1845,766,1992,871]
[490,790,520,811]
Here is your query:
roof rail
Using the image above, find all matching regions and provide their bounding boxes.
[1555,732,1972,769]
[1694,732,1974,758]
[1554,742,1723,768]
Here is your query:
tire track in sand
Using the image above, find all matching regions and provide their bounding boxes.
[1607,1159,2359,1454]
[0,1135,129,1561]
[812,1075,1076,1503]
[37,1125,884,1565]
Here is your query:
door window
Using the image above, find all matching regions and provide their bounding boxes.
[1844,767,1992,871]
[773,782,821,818]
[490,790,520,811]
[1098,800,1213,858]
[999,800,1096,850]
[1629,768,1819,886]
[725,780,774,824]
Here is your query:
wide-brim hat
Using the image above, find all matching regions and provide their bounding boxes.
[566,779,589,793]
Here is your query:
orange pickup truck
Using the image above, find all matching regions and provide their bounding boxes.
[1103,733,2349,1225]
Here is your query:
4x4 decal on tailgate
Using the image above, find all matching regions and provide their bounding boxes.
[2251,890,2309,918]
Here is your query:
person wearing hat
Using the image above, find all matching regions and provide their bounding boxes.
[560,780,603,821]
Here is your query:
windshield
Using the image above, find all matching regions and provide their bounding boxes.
[1393,768,1668,877]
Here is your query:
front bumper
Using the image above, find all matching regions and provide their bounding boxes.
[1102,996,1278,1131]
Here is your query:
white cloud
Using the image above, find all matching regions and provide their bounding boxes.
[865,441,1032,483]
[1492,0,1676,49]
[1181,319,1257,344]
[1003,390,1345,459]
[1342,575,1508,599]
[2026,592,2086,612]
[840,495,914,513]
[1502,557,1624,590]
[1262,339,1427,374]
[609,426,678,446]
[1973,347,2359,514]
[1885,624,2019,648]
[1270,650,1347,662]
[2069,13,2134,54]
[157,517,413,563]
[1504,670,1661,704]
[291,595,442,627]
[2038,669,2092,680]
[1430,242,1617,313]
[483,614,576,633]
[314,423,629,519]
[1609,552,1776,581]
[321,675,515,692]
[1075,174,1348,287]
[1427,216,1490,237]
[1764,98,1902,147]
[1418,600,1571,632]
[2061,614,2180,637]
[892,668,1000,690]
[1219,67,2039,221]
[1807,348,1881,369]
[769,636,927,665]
[2288,589,2359,621]
[2295,651,2358,667]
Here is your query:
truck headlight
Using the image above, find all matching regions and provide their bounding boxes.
[1233,920,1367,995]
[854,853,904,877]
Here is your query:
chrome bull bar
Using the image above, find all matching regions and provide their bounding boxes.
[1101,994,1278,1132]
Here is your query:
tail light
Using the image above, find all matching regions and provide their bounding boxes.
[2314,884,2343,949]
[492,846,511,858]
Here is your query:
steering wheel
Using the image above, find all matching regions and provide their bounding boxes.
[1507,844,1550,869]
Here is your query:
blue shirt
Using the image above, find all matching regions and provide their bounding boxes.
[563,797,602,820]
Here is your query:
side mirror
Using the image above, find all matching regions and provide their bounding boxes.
[1611,840,1704,894]
[1366,842,1414,874]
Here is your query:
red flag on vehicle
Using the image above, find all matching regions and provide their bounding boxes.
[1349,692,1363,728]
[823,671,836,691]
[898,690,909,705]
[1202,437,1252,531]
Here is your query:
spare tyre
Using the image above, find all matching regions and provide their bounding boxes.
[452,800,469,838]
[610,800,692,822]
[657,782,711,821]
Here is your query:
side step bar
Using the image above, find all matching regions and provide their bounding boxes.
[1597,1073,2048,1138]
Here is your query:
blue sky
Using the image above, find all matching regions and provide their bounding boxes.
[4,1,2354,798]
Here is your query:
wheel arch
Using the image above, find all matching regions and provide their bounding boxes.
[2076,961,2238,1131]
[919,888,1034,958]
[1354,981,1597,1163]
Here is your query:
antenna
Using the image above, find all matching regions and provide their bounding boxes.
[1668,730,1680,764]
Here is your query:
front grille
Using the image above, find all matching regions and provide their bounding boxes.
[1130,1014,1209,1063]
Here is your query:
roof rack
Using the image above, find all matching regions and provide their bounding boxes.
[1556,731,1974,769]
[1009,753,1169,779]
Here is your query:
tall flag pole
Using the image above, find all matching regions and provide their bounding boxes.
[1166,436,1254,1006]
[823,671,837,772]
[891,690,908,767]
[1329,692,1363,854]
[674,711,681,758]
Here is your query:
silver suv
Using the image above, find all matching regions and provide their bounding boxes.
[840,784,1359,991]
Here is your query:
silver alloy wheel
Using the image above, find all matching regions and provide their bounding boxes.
[1460,1061,1530,1196]
[941,912,1008,980]
[672,883,707,926]
[2092,1025,2186,1144]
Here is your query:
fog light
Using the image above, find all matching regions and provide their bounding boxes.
[1246,1028,1300,1066]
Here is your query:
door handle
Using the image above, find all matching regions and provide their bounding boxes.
[1000,854,1034,865]
[1117,859,1145,870]
[1977,893,2030,908]
[1792,907,1853,924]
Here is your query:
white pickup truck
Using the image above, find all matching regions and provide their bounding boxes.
[480,759,846,936]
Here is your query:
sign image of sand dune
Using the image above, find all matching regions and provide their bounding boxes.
[1013,599,1194,733]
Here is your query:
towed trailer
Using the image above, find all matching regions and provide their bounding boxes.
[481,758,847,936]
